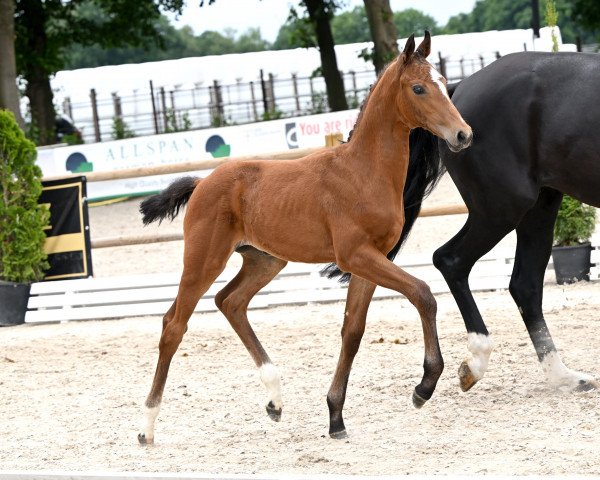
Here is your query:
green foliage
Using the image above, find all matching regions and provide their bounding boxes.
[331,6,371,43]
[546,0,560,52]
[0,109,49,282]
[553,195,596,246]
[164,109,192,132]
[111,117,136,140]
[61,133,84,145]
[573,0,600,40]
[307,91,328,114]
[273,6,318,50]
[393,8,440,37]
[442,0,597,44]
[261,109,283,121]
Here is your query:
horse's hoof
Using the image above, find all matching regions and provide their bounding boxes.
[329,429,348,439]
[458,361,478,392]
[137,433,154,445]
[575,378,600,392]
[412,390,427,409]
[266,401,282,422]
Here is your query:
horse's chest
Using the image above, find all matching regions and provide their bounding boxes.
[354,202,404,245]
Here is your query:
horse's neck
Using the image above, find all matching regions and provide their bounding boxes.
[344,78,410,182]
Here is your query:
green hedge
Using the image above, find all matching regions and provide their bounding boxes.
[0,109,49,282]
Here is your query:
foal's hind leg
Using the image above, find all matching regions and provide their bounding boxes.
[214,246,288,421]
[138,223,238,445]
[510,188,599,391]
[327,276,376,439]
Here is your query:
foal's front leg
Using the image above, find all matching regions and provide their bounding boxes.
[327,276,376,439]
[338,244,444,408]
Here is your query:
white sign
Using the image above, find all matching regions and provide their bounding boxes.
[38,109,359,200]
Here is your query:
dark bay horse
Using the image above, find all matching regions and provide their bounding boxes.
[137,32,472,444]
[402,51,600,392]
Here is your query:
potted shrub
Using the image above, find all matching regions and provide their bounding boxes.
[552,194,597,285]
[0,109,49,326]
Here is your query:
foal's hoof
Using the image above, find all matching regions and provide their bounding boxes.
[329,429,348,440]
[137,433,154,445]
[412,390,428,409]
[266,401,282,422]
[575,378,600,392]
[458,361,478,392]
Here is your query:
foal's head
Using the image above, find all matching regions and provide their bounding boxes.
[392,32,472,152]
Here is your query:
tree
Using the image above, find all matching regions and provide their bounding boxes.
[364,0,398,74]
[303,0,348,111]
[442,0,597,44]
[0,0,24,128]
[573,0,600,40]
[393,8,440,37]
[331,6,371,44]
[13,0,185,145]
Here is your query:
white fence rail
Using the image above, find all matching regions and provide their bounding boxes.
[27,240,600,324]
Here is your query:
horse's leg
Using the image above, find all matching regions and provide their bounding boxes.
[509,188,599,391]
[214,246,288,421]
[138,222,238,445]
[433,215,516,391]
[327,276,376,439]
[337,245,444,407]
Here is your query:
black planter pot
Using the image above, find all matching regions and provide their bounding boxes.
[551,242,592,285]
[0,281,31,326]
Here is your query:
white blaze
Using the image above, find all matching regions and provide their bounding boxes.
[430,66,450,99]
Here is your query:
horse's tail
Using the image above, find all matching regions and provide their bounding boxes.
[321,126,446,282]
[140,176,200,225]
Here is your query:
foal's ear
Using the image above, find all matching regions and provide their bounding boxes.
[416,30,431,58]
[402,34,416,62]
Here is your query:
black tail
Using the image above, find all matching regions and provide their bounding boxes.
[321,127,445,282]
[140,176,199,225]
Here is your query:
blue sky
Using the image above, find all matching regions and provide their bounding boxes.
[167,0,478,42]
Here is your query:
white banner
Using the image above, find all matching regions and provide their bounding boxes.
[38,110,359,200]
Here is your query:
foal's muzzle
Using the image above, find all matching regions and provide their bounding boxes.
[447,129,473,152]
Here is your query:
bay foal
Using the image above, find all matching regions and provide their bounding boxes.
[138,33,472,444]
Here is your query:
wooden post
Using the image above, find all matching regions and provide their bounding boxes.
[249,81,258,121]
[350,70,358,105]
[169,90,178,131]
[260,69,268,115]
[149,80,159,135]
[267,73,276,113]
[325,132,343,147]
[89,88,101,142]
[160,87,168,132]
[292,74,300,112]
[437,52,446,78]
[63,97,73,120]
[112,92,122,119]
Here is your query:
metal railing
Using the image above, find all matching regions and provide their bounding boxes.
[61,53,501,144]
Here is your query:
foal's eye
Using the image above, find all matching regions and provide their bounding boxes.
[412,85,425,95]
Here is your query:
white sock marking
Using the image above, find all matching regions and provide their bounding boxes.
[466,332,494,380]
[260,363,282,409]
[540,351,593,389]
[142,405,160,441]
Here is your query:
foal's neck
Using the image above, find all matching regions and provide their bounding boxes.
[344,65,410,177]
